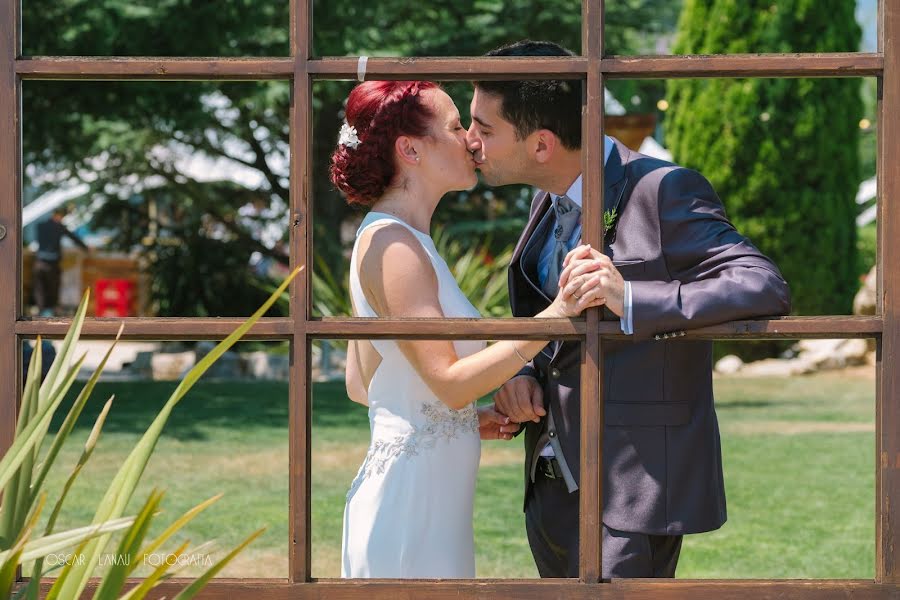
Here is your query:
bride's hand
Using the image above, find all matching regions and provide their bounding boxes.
[545,284,606,318]
[478,405,520,441]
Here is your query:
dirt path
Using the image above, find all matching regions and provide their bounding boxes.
[723,420,874,435]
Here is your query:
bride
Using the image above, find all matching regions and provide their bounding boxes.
[330,80,603,578]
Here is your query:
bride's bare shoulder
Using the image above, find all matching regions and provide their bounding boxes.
[357,223,432,276]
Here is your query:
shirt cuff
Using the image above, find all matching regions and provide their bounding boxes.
[620,280,633,335]
[515,364,539,380]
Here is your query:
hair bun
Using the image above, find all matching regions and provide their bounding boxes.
[329,81,439,206]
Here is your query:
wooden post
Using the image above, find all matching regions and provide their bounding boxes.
[876,0,900,584]
[0,0,22,506]
[579,0,604,583]
[289,0,314,583]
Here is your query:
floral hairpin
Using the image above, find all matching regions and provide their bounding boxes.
[338,123,360,149]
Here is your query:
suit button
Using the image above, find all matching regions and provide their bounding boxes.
[550,368,561,379]
[549,430,556,438]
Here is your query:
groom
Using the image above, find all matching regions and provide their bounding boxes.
[467,40,792,579]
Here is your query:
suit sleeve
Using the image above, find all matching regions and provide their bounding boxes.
[629,168,791,341]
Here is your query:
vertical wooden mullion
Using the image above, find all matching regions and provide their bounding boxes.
[579,0,604,584]
[876,0,900,584]
[0,0,22,513]
[289,0,313,583]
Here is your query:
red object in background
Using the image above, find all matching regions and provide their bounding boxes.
[95,279,135,317]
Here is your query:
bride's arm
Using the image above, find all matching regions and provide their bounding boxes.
[345,340,369,406]
[358,225,603,411]
[345,290,380,406]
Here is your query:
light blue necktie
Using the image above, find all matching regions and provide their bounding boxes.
[542,195,581,298]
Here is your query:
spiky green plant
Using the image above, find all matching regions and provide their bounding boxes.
[1,266,302,599]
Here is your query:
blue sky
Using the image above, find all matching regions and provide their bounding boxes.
[857,0,877,52]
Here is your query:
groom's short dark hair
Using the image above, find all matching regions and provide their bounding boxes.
[475,40,582,150]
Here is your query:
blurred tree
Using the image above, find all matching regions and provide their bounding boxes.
[22,0,679,316]
[23,0,292,316]
[666,0,862,319]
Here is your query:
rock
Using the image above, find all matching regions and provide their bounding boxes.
[853,265,877,316]
[151,351,196,380]
[158,341,189,353]
[796,338,870,371]
[734,337,874,377]
[836,338,870,365]
[194,341,218,361]
[851,265,879,353]
[739,358,814,377]
[200,350,242,379]
[715,355,744,375]
[126,351,155,378]
[267,355,290,380]
[242,351,290,380]
[243,351,271,379]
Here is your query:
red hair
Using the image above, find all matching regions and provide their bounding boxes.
[329,80,439,206]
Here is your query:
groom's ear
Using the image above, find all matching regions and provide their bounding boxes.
[530,129,558,165]
[394,135,420,166]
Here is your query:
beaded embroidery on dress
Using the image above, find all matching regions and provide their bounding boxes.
[341,212,485,579]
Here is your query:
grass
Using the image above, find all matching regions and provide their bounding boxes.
[29,369,874,579]
[679,372,874,579]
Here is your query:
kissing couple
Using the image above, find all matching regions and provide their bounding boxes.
[334,40,791,579]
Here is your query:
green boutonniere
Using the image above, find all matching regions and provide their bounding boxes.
[603,208,618,235]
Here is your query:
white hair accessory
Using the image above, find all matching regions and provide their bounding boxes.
[357,56,368,82]
[338,123,360,149]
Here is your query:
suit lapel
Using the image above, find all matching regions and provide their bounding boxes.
[512,191,553,299]
[512,191,552,266]
[601,142,628,248]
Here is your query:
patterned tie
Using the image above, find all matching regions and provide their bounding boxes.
[542,194,581,298]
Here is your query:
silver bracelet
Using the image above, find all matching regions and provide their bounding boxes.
[513,343,529,365]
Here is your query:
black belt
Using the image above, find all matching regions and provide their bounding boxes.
[535,456,564,480]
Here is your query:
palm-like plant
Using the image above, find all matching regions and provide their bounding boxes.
[433,229,513,318]
[0,266,302,599]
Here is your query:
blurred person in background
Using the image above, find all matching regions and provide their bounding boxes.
[33,206,90,316]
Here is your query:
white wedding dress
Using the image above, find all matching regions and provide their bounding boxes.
[341,212,485,579]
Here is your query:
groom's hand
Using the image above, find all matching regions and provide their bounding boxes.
[494,375,545,424]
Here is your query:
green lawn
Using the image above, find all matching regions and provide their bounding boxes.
[30,370,874,579]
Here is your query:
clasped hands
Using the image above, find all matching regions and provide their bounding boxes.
[482,245,626,436]
[557,244,625,318]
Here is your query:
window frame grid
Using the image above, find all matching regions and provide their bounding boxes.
[1,0,896,596]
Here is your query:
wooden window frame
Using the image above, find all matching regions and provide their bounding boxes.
[2,0,898,596]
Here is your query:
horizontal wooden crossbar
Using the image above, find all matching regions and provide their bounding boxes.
[15,317,295,340]
[23,577,900,599]
[601,52,884,78]
[14,316,882,341]
[307,56,588,79]
[15,57,295,79]
[15,53,883,80]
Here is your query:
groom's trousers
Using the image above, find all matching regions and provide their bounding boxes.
[525,461,683,579]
